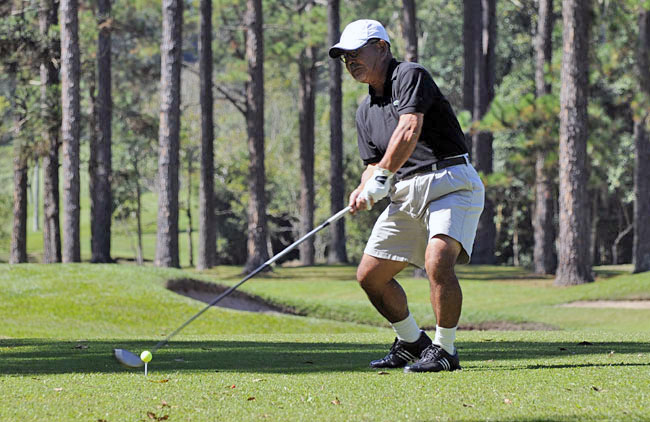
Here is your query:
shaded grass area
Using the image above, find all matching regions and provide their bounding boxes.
[1,332,649,421]
[2,335,649,376]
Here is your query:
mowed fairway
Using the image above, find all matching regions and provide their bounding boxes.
[1,264,649,421]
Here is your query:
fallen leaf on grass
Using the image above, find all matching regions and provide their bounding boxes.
[97,419,107,422]
[148,379,169,384]
[73,344,89,349]
[158,401,170,408]
[331,397,341,405]
[377,371,389,375]
[252,378,265,382]
[230,385,236,389]
[504,398,512,404]
[592,386,602,392]
[54,388,63,392]
[463,403,474,408]
[247,397,256,401]
[559,347,567,351]
[146,411,169,421]
[578,341,593,346]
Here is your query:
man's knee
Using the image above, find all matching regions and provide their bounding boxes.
[426,235,462,284]
[356,254,406,291]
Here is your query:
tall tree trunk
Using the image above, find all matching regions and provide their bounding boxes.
[327,0,347,264]
[11,144,28,264]
[532,0,556,274]
[41,0,61,264]
[135,156,144,266]
[90,0,112,263]
[155,0,182,268]
[32,160,40,231]
[186,151,194,268]
[401,0,418,62]
[633,8,650,273]
[243,0,269,272]
[470,0,496,264]
[197,0,216,270]
[298,45,317,266]
[555,0,592,286]
[61,0,81,262]
[41,0,62,264]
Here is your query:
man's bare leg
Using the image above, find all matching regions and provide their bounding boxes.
[425,235,463,326]
[356,254,409,323]
[403,235,463,372]
[425,234,463,353]
[358,254,432,368]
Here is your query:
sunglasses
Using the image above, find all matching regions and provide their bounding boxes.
[340,39,380,64]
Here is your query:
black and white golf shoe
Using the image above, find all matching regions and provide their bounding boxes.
[369,331,432,369]
[403,343,461,373]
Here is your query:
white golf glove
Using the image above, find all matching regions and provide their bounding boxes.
[360,167,394,210]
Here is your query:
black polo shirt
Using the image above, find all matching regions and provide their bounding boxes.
[355,58,468,179]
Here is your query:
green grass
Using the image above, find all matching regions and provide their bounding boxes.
[1,263,649,421]
[199,264,650,332]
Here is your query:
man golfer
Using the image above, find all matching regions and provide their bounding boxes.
[329,19,484,372]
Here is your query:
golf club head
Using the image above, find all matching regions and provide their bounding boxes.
[113,348,144,368]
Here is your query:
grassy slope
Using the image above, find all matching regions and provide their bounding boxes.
[199,264,650,332]
[1,264,649,421]
[0,264,378,338]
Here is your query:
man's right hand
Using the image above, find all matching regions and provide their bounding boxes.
[348,188,368,215]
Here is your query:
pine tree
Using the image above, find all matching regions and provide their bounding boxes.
[61,0,81,263]
[155,0,183,268]
[633,7,650,273]
[555,0,593,285]
[197,0,216,270]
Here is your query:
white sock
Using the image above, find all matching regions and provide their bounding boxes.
[391,313,421,343]
[433,325,457,355]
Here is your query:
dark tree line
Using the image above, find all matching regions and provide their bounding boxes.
[3,0,648,281]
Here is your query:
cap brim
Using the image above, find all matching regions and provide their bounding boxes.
[328,39,367,58]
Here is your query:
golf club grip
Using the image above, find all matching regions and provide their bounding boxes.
[151,206,352,352]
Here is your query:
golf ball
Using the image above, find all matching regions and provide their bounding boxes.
[140,350,152,363]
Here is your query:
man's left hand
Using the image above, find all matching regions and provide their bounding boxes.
[359,167,394,210]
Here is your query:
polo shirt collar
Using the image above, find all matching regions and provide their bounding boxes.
[369,58,399,103]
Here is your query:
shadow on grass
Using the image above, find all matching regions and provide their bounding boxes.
[1,339,648,376]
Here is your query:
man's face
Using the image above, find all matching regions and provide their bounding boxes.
[342,39,384,84]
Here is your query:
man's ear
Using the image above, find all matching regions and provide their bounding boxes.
[377,40,391,58]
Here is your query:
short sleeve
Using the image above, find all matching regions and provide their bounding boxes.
[395,66,437,115]
[356,107,381,165]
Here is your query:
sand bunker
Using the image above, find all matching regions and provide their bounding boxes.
[560,300,650,309]
[166,278,299,314]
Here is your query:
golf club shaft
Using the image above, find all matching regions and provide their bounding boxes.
[151,205,352,352]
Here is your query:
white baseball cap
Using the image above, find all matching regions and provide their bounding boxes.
[329,19,390,59]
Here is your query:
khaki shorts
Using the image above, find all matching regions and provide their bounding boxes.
[364,162,485,267]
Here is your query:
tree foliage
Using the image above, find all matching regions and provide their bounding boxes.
[0,0,647,268]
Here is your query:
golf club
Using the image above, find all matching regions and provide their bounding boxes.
[114,205,352,368]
